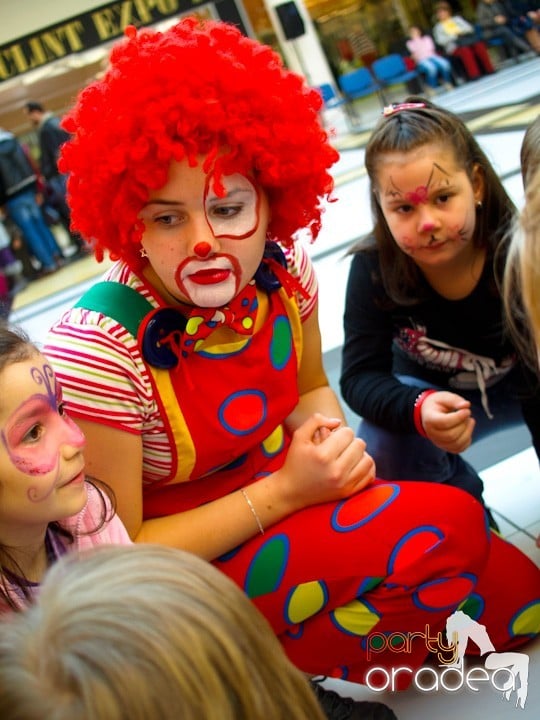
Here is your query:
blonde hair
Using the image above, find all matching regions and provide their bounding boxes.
[519,165,540,351]
[0,545,324,720]
[503,165,540,366]
[520,115,540,188]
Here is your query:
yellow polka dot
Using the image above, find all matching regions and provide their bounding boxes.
[287,582,327,624]
[262,425,284,455]
[186,316,204,336]
[332,599,381,636]
[242,317,254,330]
[511,601,540,636]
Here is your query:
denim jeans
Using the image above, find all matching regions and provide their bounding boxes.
[6,189,61,270]
[417,57,453,88]
[357,373,528,503]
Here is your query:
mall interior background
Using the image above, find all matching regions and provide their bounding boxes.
[1,0,478,154]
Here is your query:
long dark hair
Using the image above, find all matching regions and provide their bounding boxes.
[0,325,116,611]
[352,97,516,306]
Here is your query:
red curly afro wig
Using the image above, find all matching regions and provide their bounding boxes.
[59,17,339,267]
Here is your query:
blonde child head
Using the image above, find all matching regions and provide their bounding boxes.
[0,544,325,720]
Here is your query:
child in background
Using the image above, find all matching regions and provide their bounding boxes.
[0,325,130,611]
[341,97,540,516]
[0,544,327,720]
[406,26,454,93]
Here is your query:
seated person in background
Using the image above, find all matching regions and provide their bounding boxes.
[432,1,496,80]
[510,0,540,52]
[406,25,454,92]
[476,0,534,60]
[0,544,327,720]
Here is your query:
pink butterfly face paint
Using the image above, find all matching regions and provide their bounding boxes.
[0,356,87,533]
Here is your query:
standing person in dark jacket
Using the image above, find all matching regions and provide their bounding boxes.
[0,128,63,275]
[340,98,540,510]
[24,102,87,255]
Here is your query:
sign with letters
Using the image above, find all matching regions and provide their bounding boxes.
[0,0,208,82]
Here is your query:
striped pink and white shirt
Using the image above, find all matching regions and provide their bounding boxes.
[45,242,317,488]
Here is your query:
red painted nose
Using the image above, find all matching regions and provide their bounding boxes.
[193,241,212,258]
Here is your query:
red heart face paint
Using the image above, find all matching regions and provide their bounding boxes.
[375,145,480,268]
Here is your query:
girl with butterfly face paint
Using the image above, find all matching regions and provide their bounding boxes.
[0,326,130,612]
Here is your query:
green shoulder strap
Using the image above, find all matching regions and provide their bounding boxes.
[74,281,153,338]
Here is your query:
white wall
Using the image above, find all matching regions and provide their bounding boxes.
[1,1,100,44]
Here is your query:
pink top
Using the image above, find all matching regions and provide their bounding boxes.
[1,483,131,611]
[406,34,437,63]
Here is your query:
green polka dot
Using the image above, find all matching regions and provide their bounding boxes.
[245,536,288,598]
[359,577,384,593]
[458,594,483,621]
[270,317,292,370]
[369,634,385,650]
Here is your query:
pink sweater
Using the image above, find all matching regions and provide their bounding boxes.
[1,483,131,610]
[406,34,438,63]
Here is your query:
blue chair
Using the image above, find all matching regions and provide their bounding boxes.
[371,54,423,102]
[316,83,346,111]
[337,68,384,127]
[338,67,383,104]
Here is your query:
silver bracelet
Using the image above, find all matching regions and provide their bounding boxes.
[241,488,265,535]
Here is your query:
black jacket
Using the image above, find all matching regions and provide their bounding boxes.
[340,246,540,450]
[39,115,70,180]
[0,130,37,205]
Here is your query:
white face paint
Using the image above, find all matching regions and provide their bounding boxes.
[139,158,269,308]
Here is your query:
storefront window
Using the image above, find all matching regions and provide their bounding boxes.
[307,0,435,78]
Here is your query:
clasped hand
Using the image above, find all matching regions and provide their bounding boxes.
[275,413,375,512]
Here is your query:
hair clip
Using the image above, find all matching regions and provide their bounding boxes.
[383,102,427,117]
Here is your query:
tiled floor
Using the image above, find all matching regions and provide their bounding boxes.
[9,56,540,720]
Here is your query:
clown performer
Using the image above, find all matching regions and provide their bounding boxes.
[45,18,540,720]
